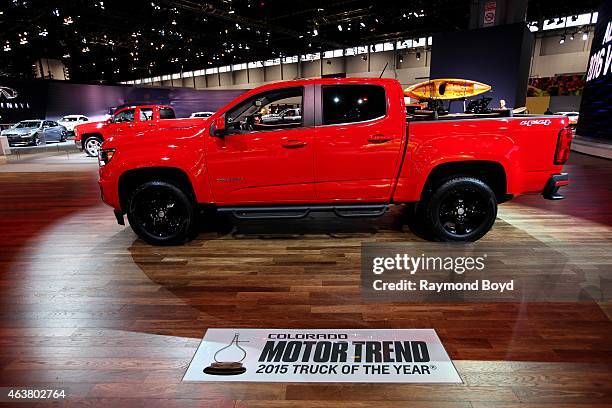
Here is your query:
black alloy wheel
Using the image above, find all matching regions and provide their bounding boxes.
[127,181,197,245]
[426,177,497,242]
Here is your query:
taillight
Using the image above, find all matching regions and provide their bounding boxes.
[554,127,572,165]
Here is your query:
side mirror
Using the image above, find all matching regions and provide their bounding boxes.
[213,115,226,136]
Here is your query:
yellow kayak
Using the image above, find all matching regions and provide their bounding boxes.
[404,78,492,100]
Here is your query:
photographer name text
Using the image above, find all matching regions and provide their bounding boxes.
[372,279,514,293]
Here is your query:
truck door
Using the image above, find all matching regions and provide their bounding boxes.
[109,108,136,136]
[136,107,156,132]
[313,84,405,201]
[205,85,316,205]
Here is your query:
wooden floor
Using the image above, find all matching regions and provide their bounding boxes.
[0,152,611,407]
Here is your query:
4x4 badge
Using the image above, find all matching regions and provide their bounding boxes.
[217,177,243,183]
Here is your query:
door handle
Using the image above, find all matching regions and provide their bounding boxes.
[282,139,307,148]
[368,134,393,144]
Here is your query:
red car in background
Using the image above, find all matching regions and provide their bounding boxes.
[74,104,181,157]
[97,78,572,245]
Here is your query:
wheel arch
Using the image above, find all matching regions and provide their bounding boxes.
[421,160,509,203]
[81,132,104,141]
[118,167,197,212]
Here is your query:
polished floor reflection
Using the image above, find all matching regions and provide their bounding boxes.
[0,152,611,407]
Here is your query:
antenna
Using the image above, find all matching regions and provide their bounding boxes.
[379,62,388,78]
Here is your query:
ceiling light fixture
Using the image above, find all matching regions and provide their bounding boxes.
[337,24,342,31]
[582,31,588,41]
[559,35,565,44]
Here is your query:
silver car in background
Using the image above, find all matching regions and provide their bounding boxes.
[0,120,67,146]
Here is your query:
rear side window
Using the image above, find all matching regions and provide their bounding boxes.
[139,108,154,121]
[322,85,386,125]
[160,108,175,119]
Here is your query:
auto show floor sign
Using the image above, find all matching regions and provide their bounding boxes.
[183,329,461,383]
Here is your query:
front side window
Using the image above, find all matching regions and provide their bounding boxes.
[322,85,386,125]
[113,109,135,123]
[160,108,175,119]
[139,108,154,121]
[225,87,303,133]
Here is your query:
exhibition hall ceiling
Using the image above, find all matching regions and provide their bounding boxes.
[0,0,601,82]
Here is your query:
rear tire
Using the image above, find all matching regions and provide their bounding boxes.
[84,136,102,157]
[421,177,497,242]
[126,181,198,245]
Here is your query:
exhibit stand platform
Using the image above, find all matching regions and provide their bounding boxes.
[572,134,612,160]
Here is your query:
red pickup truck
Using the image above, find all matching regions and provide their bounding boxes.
[74,104,179,157]
[97,78,571,244]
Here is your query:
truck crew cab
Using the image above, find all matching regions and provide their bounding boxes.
[97,78,571,244]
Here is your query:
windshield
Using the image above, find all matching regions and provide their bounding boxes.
[61,117,78,122]
[14,121,42,129]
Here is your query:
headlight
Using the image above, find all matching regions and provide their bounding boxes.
[98,148,116,166]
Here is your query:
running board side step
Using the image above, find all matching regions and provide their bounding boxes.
[218,204,390,220]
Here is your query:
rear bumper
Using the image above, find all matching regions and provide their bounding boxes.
[543,173,569,200]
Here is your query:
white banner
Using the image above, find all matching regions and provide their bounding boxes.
[183,329,461,383]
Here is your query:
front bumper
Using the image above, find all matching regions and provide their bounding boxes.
[7,135,35,146]
[543,173,569,200]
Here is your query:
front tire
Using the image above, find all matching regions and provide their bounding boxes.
[126,181,197,245]
[32,133,44,146]
[422,177,497,242]
[84,136,102,157]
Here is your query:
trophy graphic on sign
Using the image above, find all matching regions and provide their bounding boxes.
[203,333,248,376]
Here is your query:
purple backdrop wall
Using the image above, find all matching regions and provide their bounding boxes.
[45,82,246,121]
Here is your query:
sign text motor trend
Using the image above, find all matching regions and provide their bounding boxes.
[259,335,430,364]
